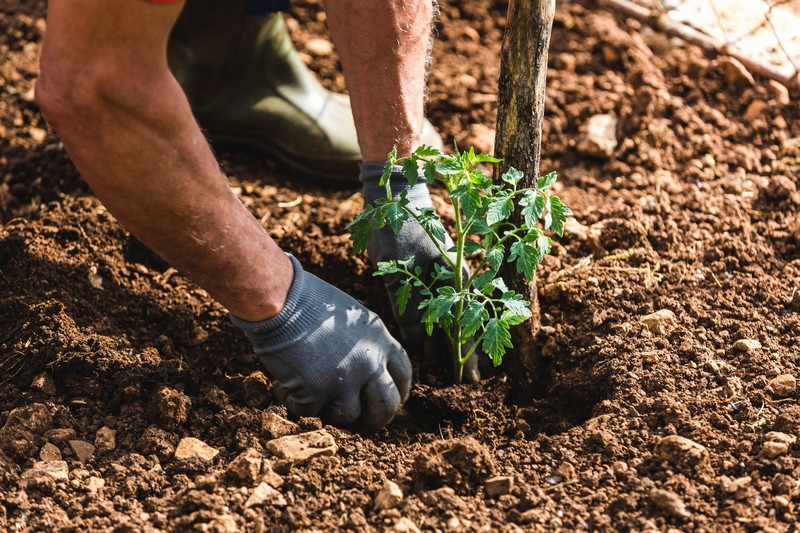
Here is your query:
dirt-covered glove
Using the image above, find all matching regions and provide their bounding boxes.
[360,163,481,383]
[230,255,412,430]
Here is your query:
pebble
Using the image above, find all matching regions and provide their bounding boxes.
[375,480,403,510]
[39,442,62,462]
[767,375,796,398]
[22,460,69,482]
[30,373,56,395]
[763,441,789,459]
[86,476,105,492]
[393,517,422,533]
[152,386,191,428]
[245,482,287,508]
[3,403,52,434]
[485,475,514,497]
[305,37,334,56]
[639,309,677,336]
[743,100,767,121]
[45,428,76,443]
[266,429,337,464]
[732,339,761,352]
[654,435,709,469]
[720,475,751,495]
[261,411,300,440]
[174,437,219,462]
[68,440,96,463]
[766,80,791,105]
[717,57,755,88]
[650,488,691,519]
[95,426,116,452]
[766,432,796,446]
[242,371,270,407]
[226,448,263,486]
[205,515,238,533]
[577,114,618,159]
[723,377,744,397]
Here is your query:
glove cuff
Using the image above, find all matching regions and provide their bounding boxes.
[359,164,430,205]
[229,255,324,351]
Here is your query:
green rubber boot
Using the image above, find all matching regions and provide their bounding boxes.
[168,4,443,184]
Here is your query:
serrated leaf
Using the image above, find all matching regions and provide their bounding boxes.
[537,171,557,190]
[509,241,537,280]
[486,192,513,226]
[423,159,437,183]
[520,191,546,227]
[416,207,447,243]
[432,263,454,281]
[459,299,487,339]
[475,153,501,164]
[436,157,463,175]
[349,216,373,254]
[401,157,420,187]
[491,277,509,293]
[469,217,493,236]
[395,280,412,316]
[463,186,485,219]
[380,147,397,187]
[374,260,399,275]
[414,145,443,157]
[545,196,572,237]
[384,202,408,234]
[501,309,531,326]
[486,245,504,272]
[501,293,531,316]
[536,234,552,262]
[482,318,512,366]
[501,167,524,186]
[472,271,495,292]
[463,241,483,255]
[469,170,493,189]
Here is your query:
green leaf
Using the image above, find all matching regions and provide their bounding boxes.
[463,241,483,255]
[381,147,397,187]
[536,234,552,262]
[425,288,459,323]
[491,277,509,293]
[520,191,546,227]
[349,216,373,254]
[472,271,495,292]
[509,241,537,280]
[436,156,463,175]
[474,153,501,164]
[374,260,399,276]
[482,318,512,366]
[459,299,488,339]
[469,170,493,189]
[423,159,437,183]
[384,202,408,234]
[501,309,531,326]
[416,207,447,243]
[402,157,419,187]
[501,167,524,186]
[414,145,443,157]
[501,293,531,316]
[486,192,513,226]
[537,171,557,190]
[486,244,504,272]
[545,196,572,237]
[462,186,485,219]
[469,217,493,236]
[395,280,412,316]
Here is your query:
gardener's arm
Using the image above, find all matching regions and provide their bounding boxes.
[36,0,410,429]
[325,0,481,381]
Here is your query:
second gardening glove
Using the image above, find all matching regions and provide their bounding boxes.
[360,164,481,383]
[231,255,412,430]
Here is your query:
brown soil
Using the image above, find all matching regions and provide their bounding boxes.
[2,0,800,530]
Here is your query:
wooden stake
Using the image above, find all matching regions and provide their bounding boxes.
[493,0,556,392]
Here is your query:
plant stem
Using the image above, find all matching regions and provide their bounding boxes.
[452,194,465,383]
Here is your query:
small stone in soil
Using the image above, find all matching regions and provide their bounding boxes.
[245,482,287,508]
[305,37,333,56]
[577,114,618,159]
[649,488,691,519]
[732,339,761,352]
[765,432,796,446]
[94,426,116,452]
[31,372,56,395]
[174,437,219,462]
[39,442,62,462]
[375,480,403,510]
[485,475,514,497]
[226,448,263,486]
[3,403,52,434]
[68,440,96,463]
[393,517,422,533]
[639,309,677,336]
[22,460,69,482]
[261,411,300,440]
[767,375,796,398]
[654,435,709,471]
[717,57,755,88]
[266,429,337,464]
[45,428,76,443]
[86,476,105,492]
[763,441,789,459]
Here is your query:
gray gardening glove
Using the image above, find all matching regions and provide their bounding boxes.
[230,255,412,430]
[360,164,481,383]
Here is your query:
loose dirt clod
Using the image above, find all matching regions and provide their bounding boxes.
[260,411,300,440]
[763,441,789,459]
[577,114,618,158]
[174,437,218,463]
[94,427,116,452]
[39,442,61,462]
[413,437,495,494]
[485,475,514,497]
[374,480,403,510]
[151,386,191,429]
[245,482,287,508]
[732,339,762,352]
[649,488,691,519]
[30,373,56,395]
[265,429,337,464]
[22,460,69,482]
[767,375,797,398]
[654,435,709,472]
[639,309,677,336]
[393,517,422,533]
[226,448,263,486]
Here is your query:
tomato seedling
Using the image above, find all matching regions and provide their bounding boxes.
[350,145,571,382]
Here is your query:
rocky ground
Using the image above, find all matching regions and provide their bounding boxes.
[2,0,800,531]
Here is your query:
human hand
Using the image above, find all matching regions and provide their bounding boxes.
[231,255,412,430]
